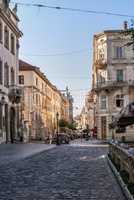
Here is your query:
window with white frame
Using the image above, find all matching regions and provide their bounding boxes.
[115,46,123,59]
[101,95,107,110]
[116,94,124,108]
[116,69,123,82]
[19,75,24,84]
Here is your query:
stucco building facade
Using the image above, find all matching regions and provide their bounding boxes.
[0,1,22,143]
[19,60,72,142]
[93,24,134,141]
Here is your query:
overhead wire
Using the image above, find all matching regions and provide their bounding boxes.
[21,48,89,57]
[11,1,134,18]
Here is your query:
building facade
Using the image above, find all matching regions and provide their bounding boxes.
[92,24,134,141]
[0,1,22,143]
[19,60,72,142]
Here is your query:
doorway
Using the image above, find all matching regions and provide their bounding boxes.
[10,107,15,143]
[5,104,8,143]
[101,116,107,140]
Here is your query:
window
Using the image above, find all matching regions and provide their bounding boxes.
[0,21,3,43]
[0,60,3,85]
[11,34,15,54]
[4,63,9,87]
[4,26,9,49]
[19,75,24,84]
[36,94,38,105]
[36,78,38,86]
[101,95,107,110]
[115,46,123,59]
[116,94,124,108]
[11,67,15,85]
[116,70,123,82]
[99,49,105,60]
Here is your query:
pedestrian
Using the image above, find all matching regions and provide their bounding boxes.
[49,133,53,144]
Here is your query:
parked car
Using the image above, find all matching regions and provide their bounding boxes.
[52,133,70,144]
[58,133,70,144]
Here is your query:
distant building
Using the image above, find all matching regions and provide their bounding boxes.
[19,60,72,142]
[0,1,22,143]
[78,91,95,131]
[92,23,134,141]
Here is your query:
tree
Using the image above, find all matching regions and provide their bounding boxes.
[59,119,68,128]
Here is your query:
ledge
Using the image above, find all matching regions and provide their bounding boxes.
[107,155,134,200]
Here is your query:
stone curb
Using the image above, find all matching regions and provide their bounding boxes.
[107,155,134,200]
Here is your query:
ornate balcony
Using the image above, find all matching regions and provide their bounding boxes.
[94,59,107,69]
[8,85,23,104]
[93,80,128,92]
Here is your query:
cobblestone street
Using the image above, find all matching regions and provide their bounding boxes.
[0,140,126,200]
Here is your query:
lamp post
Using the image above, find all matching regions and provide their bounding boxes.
[56,112,60,145]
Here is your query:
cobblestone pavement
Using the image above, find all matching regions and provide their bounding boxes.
[0,143,55,166]
[0,140,126,200]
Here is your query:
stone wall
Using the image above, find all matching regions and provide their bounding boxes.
[109,143,134,183]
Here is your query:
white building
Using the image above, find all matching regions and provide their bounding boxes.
[93,23,134,141]
[0,1,22,143]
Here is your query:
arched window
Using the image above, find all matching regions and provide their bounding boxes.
[4,26,9,49]
[11,67,15,86]
[0,21,3,43]
[11,33,15,54]
[4,63,9,87]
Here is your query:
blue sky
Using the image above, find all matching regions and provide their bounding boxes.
[13,0,134,115]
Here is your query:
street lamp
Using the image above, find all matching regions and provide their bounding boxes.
[56,112,60,145]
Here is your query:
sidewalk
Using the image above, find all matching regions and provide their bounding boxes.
[0,143,56,166]
[70,138,109,147]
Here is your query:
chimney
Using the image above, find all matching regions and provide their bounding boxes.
[124,21,128,30]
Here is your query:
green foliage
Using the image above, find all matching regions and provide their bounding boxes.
[59,119,76,130]
[59,119,68,128]
[67,122,77,130]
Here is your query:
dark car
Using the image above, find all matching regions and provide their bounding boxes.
[52,133,70,144]
[58,133,70,144]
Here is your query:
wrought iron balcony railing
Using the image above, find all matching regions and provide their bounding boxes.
[8,85,23,104]
[93,80,133,92]
[94,59,107,69]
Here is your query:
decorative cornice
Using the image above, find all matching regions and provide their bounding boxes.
[0,8,22,37]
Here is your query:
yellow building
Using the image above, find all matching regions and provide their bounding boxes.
[19,60,71,142]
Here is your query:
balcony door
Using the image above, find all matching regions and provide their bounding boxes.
[116,70,123,82]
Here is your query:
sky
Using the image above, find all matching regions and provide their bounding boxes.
[12,0,134,116]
